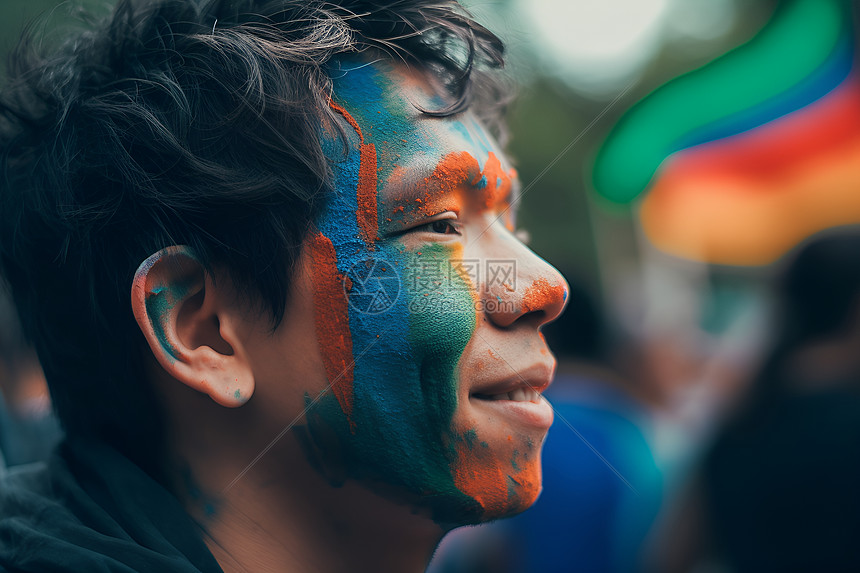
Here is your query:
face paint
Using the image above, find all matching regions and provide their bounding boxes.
[145,283,188,362]
[306,231,355,424]
[300,58,563,524]
[522,278,568,315]
[134,248,201,364]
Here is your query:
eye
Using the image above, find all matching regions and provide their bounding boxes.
[409,216,462,236]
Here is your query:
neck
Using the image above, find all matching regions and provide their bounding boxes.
[182,432,447,573]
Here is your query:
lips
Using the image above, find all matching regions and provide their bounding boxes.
[468,361,555,429]
[469,361,554,399]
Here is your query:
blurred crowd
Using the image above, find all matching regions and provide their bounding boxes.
[427,226,860,573]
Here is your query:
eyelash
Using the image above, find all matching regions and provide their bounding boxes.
[409,216,462,236]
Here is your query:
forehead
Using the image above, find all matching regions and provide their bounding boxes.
[327,58,515,193]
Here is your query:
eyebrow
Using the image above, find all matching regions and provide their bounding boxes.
[380,151,519,223]
[382,151,480,209]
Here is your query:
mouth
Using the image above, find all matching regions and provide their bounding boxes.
[472,386,543,403]
[469,364,555,430]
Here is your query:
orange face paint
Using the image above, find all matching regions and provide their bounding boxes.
[329,100,364,143]
[451,439,509,516]
[357,142,379,245]
[308,231,354,427]
[450,431,543,520]
[522,277,566,314]
[386,151,478,218]
[385,150,512,231]
[476,152,512,210]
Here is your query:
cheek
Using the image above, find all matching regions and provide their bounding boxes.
[402,243,477,428]
[340,241,477,471]
[302,236,479,502]
[402,243,543,521]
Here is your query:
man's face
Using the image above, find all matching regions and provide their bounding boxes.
[293,59,567,525]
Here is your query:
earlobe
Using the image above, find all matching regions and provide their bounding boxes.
[131,246,254,407]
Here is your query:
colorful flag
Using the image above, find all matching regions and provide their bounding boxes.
[593,0,857,265]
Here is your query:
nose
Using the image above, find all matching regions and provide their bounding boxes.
[481,229,568,329]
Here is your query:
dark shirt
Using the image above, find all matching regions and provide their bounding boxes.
[0,437,222,572]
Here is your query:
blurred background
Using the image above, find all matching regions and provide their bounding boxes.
[4,0,860,571]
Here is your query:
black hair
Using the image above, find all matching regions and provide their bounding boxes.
[0,0,508,482]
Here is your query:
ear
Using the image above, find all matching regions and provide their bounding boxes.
[131,246,254,407]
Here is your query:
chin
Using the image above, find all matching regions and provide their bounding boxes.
[426,425,547,526]
[428,477,544,527]
[474,480,543,523]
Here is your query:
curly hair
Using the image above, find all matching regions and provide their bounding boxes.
[0,0,508,481]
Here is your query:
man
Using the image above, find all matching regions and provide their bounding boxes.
[0,0,567,571]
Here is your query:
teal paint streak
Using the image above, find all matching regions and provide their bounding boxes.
[506,475,518,500]
[463,428,478,449]
[144,277,194,362]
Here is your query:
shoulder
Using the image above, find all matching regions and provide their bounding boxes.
[0,461,80,572]
[0,461,56,520]
[0,441,223,573]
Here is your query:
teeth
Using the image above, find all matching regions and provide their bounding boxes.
[507,388,540,403]
[478,387,542,402]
